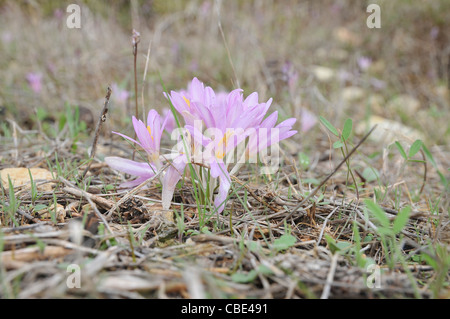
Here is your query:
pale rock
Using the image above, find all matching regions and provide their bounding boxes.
[341,86,365,103]
[366,94,385,113]
[334,27,362,46]
[434,85,448,100]
[387,95,421,113]
[355,115,424,145]
[312,66,335,83]
[0,167,54,192]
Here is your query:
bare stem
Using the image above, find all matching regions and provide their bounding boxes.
[79,86,112,181]
[132,29,140,161]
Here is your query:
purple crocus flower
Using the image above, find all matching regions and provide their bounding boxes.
[26,73,42,94]
[357,56,372,71]
[163,78,297,213]
[162,108,177,133]
[112,109,167,168]
[105,109,168,189]
[111,83,130,106]
[105,156,157,188]
[300,108,317,133]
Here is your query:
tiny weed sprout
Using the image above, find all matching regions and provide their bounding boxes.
[106,77,297,214]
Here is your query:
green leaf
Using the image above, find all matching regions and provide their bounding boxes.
[342,118,353,141]
[407,159,426,163]
[324,234,340,254]
[437,171,448,188]
[298,152,310,169]
[272,234,296,251]
[247,241,262,253]
[257,264,274,276]
[33,204,48,211]
[421,253,437,270]
[393,206,411,234]
[36,107,48,121]
[333,140,344,149]
[324,235,352,255]
[231,270,258,283]
[364,199,390,228]
[362,167,380,182]
[408,139,423,158]
[394,141,407,160]
[421,144,437,167]
[336,241,352,251]
[319,116,339,137]
[302,178,320,185]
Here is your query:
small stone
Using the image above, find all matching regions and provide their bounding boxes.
[355,115,424,145]
[341,86,365,103]
[312,66,335,83]
[0,168,54,192]
[387,94,421,113]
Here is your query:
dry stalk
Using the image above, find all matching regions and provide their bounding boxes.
[80,85,112,180]
[132,29,140,161]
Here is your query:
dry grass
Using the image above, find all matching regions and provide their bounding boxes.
[0,0,449,299]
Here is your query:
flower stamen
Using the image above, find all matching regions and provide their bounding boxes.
[147,125,154,141]
[183,96,191,108]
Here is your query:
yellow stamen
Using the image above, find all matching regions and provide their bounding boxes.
[215,130,233,159]
[147,125,154,141]
[183,96,191,108]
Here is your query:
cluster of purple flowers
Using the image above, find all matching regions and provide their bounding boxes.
[106,78,297,213]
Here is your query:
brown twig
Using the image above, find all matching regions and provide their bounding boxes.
[132,29,140,161]
[277,125,377,227]
[59,176,114,236]
[79,86,112,180]
[418,149,427,195]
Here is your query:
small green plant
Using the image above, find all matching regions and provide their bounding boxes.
[364,199,421,297]
[7,175,20,227]
[394,139,448,196]
[272,233,297,252]
[297,152,310,170]
[421,243,450,298]
[174,205,186,241]
[324,221,376,269]
[364,199,410,268]
[231,264,274,284]
[319,117,360,198]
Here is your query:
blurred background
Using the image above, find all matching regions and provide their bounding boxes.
[0,0,449,149]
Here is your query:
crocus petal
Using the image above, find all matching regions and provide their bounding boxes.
[276,117,297,129]
[168,91,191,115]
[162,108,177,133]
[105,156,156,176]
[211,161,231,213]
[260,111,279,129]
[185,125,212,147]
[243,92,259,107]
[300,109,317,132]
[162,155,188,210]
[119,176,151,189]
[133,116,153,152]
